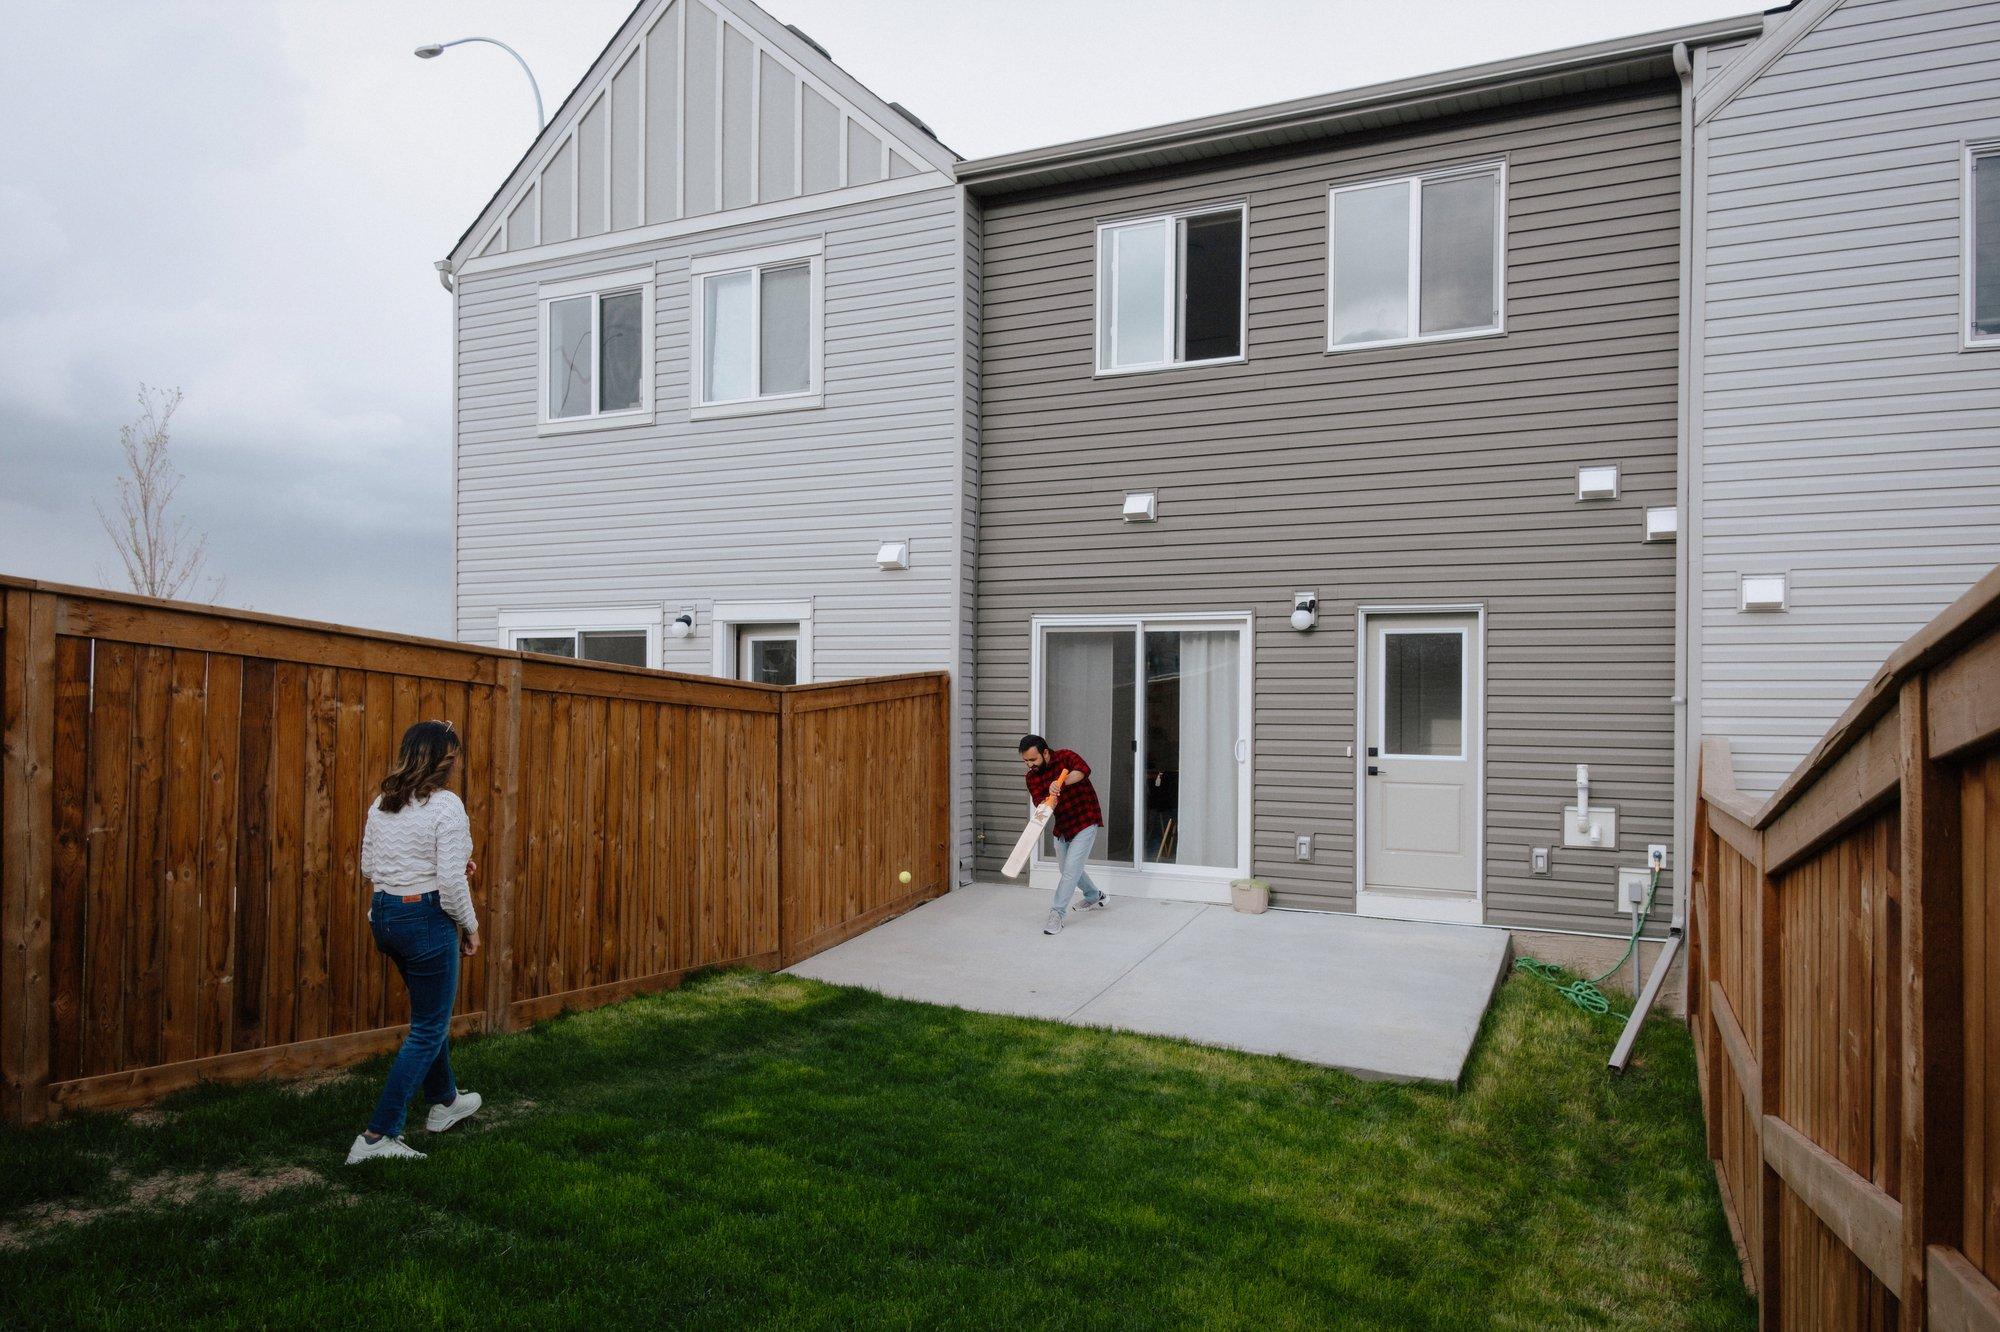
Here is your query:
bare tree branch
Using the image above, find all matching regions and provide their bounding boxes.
[94,385,224,602]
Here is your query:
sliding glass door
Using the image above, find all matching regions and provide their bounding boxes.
[1036,617,1250,887]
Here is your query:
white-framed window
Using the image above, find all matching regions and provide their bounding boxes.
[690,239,824,417]
[711,600,814,683]
[1328,161,1504,351]
[1095,203,1247,374]
[497,605,663,668]
[1964,141,2000,349]
[537,268,655,434]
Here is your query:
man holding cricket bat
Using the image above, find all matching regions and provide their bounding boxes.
[1018,735,1108,935]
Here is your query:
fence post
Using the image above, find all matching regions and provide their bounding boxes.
[775,688,795,969]
[1,589,56,1126]
[1899,674,1964,1326]
[1755,814,1783,1327]
[484,659,522,1033]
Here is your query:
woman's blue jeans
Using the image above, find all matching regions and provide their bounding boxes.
[366,892,461,1137]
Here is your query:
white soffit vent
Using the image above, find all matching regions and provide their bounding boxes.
[1122,491,1158,522]
[1644,506,1678,542]
[1739,573,1787,612]
[876,540,911,570]
[1577,465,1621,500]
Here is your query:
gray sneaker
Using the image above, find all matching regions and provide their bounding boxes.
[1042,910,1064,935]
[1074,893,1108,913]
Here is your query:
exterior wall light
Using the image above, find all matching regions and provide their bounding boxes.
[1122,491,1158,522]
[669,612,695,639]
[1577,465,1621,500]
[1291,591,1318,632]
[877,540,911,571]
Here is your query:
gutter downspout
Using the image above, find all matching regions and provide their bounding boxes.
[434,258,456,293]
[1612,40,1697,1076]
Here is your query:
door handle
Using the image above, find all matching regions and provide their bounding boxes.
[1234,737,1248,763]
[1367,765,1381,776]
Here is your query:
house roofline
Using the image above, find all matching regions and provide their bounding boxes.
[956,12,1768,196]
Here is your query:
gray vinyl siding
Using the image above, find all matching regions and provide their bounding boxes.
[453,181,962,686]
[955,193,984,882]
[1694,0,2000,797]
[974,84,1685,935]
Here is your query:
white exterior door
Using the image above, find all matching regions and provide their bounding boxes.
[1359,610,1482,924]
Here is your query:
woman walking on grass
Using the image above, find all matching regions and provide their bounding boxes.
[347,720,483,1164]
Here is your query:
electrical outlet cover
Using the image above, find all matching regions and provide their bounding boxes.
[1617,867,1652,914]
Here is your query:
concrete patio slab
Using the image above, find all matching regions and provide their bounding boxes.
[786,882,1511,1083]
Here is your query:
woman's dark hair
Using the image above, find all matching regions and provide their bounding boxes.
[1018,734,1048,754]
[378,720,461,814]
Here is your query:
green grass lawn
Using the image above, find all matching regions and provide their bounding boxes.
[0,970,1752,1330]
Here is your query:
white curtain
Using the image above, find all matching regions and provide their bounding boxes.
[1175,631,1239,868]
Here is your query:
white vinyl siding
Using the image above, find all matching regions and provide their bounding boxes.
[1328,162,1504,350]
[1694,0,2000,796]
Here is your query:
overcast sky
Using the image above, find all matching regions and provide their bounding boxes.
[0,0,1749,637]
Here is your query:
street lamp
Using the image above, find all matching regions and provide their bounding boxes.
[415,37,546,130]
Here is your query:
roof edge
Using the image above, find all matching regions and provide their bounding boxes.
[957,12,1766,194]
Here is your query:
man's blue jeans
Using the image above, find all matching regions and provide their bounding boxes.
[366,892,461,1137]
[1051,824,1106,917]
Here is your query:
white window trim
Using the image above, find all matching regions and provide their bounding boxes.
[1093,202,1250,377]
[1326,160,1507,354]
[1963,140,2000,351]
[689,238,826,418]
[710,599,814,682]
[1026,612,1254,903]
[497,603,665,668]
[536,267,657,436]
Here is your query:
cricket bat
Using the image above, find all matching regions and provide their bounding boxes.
[1001,770,1066,879]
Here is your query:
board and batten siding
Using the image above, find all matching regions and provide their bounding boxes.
[453,180,977,872]
[975,83,1685,934]
[1694,0,2000,796]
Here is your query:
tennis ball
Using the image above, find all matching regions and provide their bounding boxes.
[899,870,912,884]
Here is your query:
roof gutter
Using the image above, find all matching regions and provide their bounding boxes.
[434,258,456,294]
[957,12,1765,194]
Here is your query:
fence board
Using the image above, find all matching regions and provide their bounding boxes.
[0,577,949,1124]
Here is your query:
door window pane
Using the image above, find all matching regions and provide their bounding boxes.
[703,270,754,402]
[597,291,644,412]
[1976,154,2000,337]
[1419,173,1499,335]
[1331,182,1411,345]
[1103,219,1170,370]
[1181,211,1243,362]
[517,635,577,658]
[759,263,811,394]
[579,631,647,667]
[1041,630,1135,862]
[738,628,798,685]
[1383,632,1463,757]
[1142,629,1240,867]
[548,296,594,418]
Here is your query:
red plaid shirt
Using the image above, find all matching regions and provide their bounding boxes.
[1025,749,1104,842]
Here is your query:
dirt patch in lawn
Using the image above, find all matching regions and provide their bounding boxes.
[0,1166,330,1251]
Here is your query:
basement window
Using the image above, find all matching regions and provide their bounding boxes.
[500,606,664,667]
[539,268,655,433]
[1329,162,1504,351]
[1967,144,2000,347]
[1096,204,1246,374]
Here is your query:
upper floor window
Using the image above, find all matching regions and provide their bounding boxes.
[1966,143,2000,348]
[1096,204,1246,374]
[539,268,654,433]
[1329,162,1503,351]
[691,240,824,415]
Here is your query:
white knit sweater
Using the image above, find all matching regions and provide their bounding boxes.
[359,789,478,934]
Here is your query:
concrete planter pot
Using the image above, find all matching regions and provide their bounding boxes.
[1229,878,1270,915]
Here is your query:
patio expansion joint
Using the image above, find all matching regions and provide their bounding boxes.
[1062,904,1211,1023]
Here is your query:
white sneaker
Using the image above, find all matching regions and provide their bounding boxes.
[1074,894,1108,913]
[347,1133,426,1164]
[1043,910,1064,935]
[425,1090,482,1133]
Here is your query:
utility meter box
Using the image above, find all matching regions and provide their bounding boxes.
[1617,867,1654,915]
[1561,804,1618,850]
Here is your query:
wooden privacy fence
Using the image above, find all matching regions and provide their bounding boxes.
[1690,564,2000,1330]
[0,576,950,1126]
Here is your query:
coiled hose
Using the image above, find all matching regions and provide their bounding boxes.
[1514,865,1660,1016]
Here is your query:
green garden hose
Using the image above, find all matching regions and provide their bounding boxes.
[1514,865,1661,1017]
